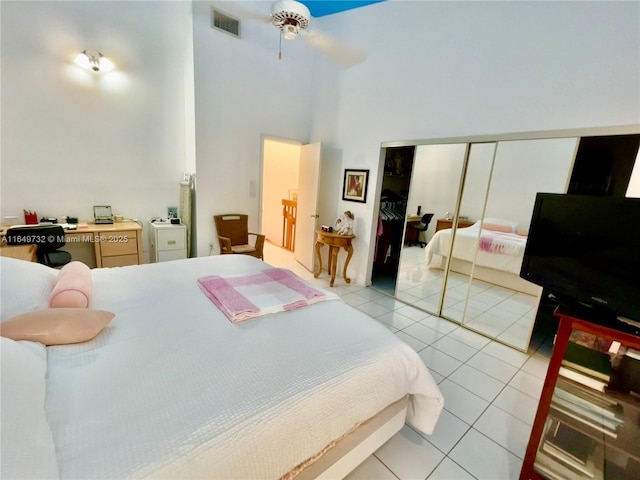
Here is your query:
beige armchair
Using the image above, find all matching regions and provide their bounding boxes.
[214,214,265,260]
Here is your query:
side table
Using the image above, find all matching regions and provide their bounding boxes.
[314,229,355,287]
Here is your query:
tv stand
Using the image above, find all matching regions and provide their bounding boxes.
[520,307,640,479]
[618,315,640,330]
[554,297,640,336]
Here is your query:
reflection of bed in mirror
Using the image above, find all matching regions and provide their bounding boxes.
[425,222,542,296]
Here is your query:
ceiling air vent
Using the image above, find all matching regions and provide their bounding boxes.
[211,8,240,38]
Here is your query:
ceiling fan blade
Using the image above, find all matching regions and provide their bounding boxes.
[300,29,367,68]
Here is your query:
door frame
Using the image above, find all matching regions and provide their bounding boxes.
[294,142,322,272]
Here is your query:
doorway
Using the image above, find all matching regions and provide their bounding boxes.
[261,137,302,252]
[260,137,322,273]
[371,146,416,294]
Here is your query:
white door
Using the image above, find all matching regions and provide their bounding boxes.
[295,142,322,271]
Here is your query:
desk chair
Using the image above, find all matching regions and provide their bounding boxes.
[407,213,434,248]
[214,214,265,260]
[5,225,72,268]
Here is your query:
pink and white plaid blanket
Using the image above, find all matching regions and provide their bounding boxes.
[479,231,527,256]
[197,268,340,323]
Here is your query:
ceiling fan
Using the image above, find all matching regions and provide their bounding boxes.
[228,0,367,68]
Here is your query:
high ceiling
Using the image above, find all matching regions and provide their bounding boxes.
[299,1,385,18]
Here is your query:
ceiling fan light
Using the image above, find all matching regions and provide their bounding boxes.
[99,56,115,73]
[74,49,114,72]
[74,51,93,70]
[282,24,298,40]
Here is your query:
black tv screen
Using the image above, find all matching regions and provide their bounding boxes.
[520,193,640,323]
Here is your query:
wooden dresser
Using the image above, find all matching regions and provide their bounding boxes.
[89,222,143,267]
[435,218,474,232]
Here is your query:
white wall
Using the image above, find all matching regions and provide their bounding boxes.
[309,0,640,284]
[407,144,467,240]
[0,1,195,260]
[459,143,495,224]
[485,138,578,229]
[261,138,300,245]
[406,138,578,242]
[2,1,639,280]
[192,1,314,256]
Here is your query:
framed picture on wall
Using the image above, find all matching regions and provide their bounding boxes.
[342,169,369,203]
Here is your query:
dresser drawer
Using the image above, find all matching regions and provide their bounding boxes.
[98,231,138,257]
[157,228,186,251]
[158,250,187,262]
[101,254,139,267]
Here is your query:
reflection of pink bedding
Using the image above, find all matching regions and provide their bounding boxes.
[479,231,527,255]
[425,226,526,275]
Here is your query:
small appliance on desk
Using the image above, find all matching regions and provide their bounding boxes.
[93,206,114,224]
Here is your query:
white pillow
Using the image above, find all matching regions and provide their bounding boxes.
[481,217,518,233]
[0,257,57,321]
[0,337,60,479]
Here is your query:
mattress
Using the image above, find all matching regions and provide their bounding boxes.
[426,225,525,275]
[8,255,444,479]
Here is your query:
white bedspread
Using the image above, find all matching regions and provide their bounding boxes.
[426,225,525,275]
[41,256,443,479]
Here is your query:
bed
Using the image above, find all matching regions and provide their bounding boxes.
[0,255,444,479]
[425,220,542,296]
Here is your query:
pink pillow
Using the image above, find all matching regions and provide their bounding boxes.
[482,222,513,233]
[0,309,114,345]
[49,261,93,308]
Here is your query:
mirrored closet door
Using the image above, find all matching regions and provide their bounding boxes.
[439,142,496,324]
[450,138,578,351]
[383,130,640,351]
[391,136,580,351]
[395,143,467,312]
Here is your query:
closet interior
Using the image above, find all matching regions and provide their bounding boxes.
[371,146,415,293]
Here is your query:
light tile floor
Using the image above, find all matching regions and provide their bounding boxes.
[395,246,540,352]
[263,243,549,480]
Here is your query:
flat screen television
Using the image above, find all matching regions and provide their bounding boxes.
[520,193,640,325]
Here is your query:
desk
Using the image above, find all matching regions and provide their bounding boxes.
[0,244,37,262]
[435,218,474,232]
[0,222,143,268]
[314,229,355,287]
[404,215,422,245]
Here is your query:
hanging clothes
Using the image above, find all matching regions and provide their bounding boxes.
[374,199,407,268]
